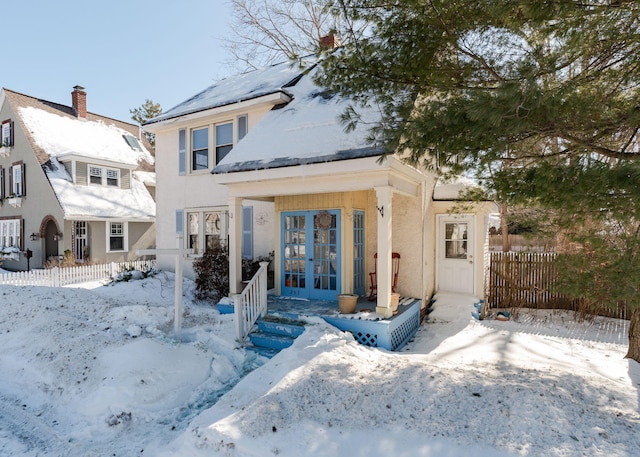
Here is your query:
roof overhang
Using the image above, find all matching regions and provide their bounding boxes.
[143,91,292,133]
[56,153,138,170]
[215,155,427,200]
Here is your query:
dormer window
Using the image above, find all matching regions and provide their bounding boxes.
[106,169,119,186]
[88,165,120,187]
[89,166,102,184]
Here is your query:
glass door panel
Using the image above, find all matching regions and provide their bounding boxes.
[281,210,341,299]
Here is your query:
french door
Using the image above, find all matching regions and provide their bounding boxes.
[281,210,341,300]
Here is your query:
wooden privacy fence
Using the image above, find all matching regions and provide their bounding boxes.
[487,252,576,309]
[0,260,156,287]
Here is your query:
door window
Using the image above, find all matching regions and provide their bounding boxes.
[445,223,468,259]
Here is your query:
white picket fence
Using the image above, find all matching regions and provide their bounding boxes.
[0,260,156,287]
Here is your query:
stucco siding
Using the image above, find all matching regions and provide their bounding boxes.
[153,104,281,279]
[0,100,64,270]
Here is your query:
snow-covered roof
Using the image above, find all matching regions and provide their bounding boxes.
[147,58,315,124]
[134,171,156,187]
[46,158,155,220]
[19,106,154,166]
[9,97,155,221]
[213,66,384,173]
[433,176,481,200]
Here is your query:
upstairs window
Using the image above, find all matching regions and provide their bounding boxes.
[106,169,119,186]
[88,165,120,187]
[191,127,209,171]
[186,115,249,173]
[10,162,25,196]
[89,166,102,184]
[216,122,233,164]
[1,120,14,147]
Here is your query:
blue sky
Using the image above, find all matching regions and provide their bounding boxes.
[2,0,234,123]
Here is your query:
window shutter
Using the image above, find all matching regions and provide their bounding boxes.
[178,129,186,175]
[238,115,248,141]
[242,206,253,259]
[9,121,14,146]
[20,163,26,196]
[8,165,12,195]
[175,209,184,235]
[0,166,4,200]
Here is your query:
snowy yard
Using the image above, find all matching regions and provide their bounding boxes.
[0,271,638,456]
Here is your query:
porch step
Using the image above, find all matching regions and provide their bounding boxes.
[248,314,306,359]
[249,331,296,351]
[257,316,306,337]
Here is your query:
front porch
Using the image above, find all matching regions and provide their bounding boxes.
[220,293,423,352]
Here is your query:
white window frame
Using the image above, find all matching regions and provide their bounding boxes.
[191,126,210,172]
[188,114,248,174]
[11,164,22,196]
[0,218,21,249]
[89,166,102,185]
[1,121,13,147]
[106,168,120,187]
[88,165,120,187]
[106,221,128,253]
[182,207,228,255]
[187,212,200,255]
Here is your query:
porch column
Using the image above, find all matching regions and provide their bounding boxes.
[375,186,394,318]
[228,197,244,294]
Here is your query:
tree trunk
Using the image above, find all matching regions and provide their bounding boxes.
[500,203,510,252]
[625,307,640,362]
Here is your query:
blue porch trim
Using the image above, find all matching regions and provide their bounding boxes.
[220,294,422,352]
[323,298,421,351]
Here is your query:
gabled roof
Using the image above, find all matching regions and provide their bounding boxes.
[3,89,153,169]
[146,58,314,124]
[212,65,385,174]
[1,88,155,221]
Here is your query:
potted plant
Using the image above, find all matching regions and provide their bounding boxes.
[338,293,358,314]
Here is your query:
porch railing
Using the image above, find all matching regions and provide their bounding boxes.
[234,261,269,342]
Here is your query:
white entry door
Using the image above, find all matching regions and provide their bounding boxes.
[437,215,475,294]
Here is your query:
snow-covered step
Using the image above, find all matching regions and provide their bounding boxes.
[248,331,296,351]
[257,316,306,338]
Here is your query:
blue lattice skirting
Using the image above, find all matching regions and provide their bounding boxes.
[323,298,421,351]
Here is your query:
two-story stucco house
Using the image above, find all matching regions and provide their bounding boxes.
[145,57,496,322]
[0,86,155,270]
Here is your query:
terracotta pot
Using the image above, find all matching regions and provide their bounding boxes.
[338,294,358,314]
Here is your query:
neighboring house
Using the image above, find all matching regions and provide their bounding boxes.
[145,58,495,318]
[0,86,156,270]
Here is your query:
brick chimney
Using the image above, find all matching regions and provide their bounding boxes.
[71,85,87,118]
[319,33,340,50]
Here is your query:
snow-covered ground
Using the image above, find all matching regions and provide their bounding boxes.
[0,272,638,456]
